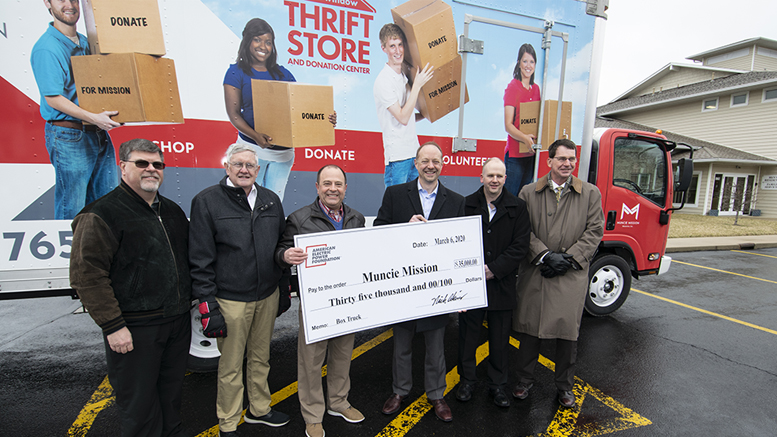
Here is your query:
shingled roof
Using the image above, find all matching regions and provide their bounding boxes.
[594,117,777,164]
[598,71,777,116]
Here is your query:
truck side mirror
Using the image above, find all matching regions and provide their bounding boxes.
[675,158,693,192]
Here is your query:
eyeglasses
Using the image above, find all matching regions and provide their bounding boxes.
[229,162,257,171]
[126,160,166,170]
[553,156,577,163]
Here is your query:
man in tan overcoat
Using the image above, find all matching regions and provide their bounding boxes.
[512,138,604,408]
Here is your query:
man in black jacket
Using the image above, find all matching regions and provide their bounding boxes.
[374,142,465,423]
[456,158,530,408]
[70,138,191,436]
[189,143,289,437]
[276,165,366,437]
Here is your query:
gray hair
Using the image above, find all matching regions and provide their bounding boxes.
[119,138,163,162]
[225,143,258,163]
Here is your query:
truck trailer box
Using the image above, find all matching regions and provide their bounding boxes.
[72,53,183,124]
[391,0,458,69]
[518,100,572,152]
[81,0,166,56]
[251,80,335,148]
[409,55,468,123]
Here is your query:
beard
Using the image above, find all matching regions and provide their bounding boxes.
[51,7,80,26]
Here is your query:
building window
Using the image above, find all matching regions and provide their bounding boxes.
[702,97,718,111]
[673,171,700,207]
[730,92,748,107]
[764,88,777,103]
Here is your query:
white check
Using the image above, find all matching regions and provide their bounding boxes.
[294,216,487,344]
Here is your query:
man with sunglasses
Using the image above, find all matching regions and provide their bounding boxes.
[512,139,603,408]
[70,139,192,436]
[189,143,290,436]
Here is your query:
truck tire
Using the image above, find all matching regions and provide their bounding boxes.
[187,306,220,372]
[585,254,631,316]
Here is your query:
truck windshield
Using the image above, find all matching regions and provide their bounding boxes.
[612,138,667,206]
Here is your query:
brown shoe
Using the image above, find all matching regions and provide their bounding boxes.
[381,393,406,415]
[429,398,452,422]
[512,382,533,400]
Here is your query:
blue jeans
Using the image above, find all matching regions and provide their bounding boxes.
[255,155,294,201]
[45,122,118,220]
[384,158,418,188]
[504,154,535,197]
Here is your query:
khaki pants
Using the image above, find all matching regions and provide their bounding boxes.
[297,305,355,424]
[216,291,279,432]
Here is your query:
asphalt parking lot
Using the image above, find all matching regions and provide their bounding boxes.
[2,247,776,436]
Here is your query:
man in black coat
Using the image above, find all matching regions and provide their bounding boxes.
[456,158,531,408]
[374,142,465,423]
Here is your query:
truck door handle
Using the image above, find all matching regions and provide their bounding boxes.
[606,210,616,230]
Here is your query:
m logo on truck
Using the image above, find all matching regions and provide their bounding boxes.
[620,203,640,220]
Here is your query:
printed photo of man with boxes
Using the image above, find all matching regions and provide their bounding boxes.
[31,0,121,220]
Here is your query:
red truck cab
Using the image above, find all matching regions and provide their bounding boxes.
[583,128,693,315]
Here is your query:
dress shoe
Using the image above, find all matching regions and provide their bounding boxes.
[490,388,510,407]
[429,398,452,422]
[558,390,575,408]
[456,383,473,402]
[511,382,533,400]
[381,393,406,415]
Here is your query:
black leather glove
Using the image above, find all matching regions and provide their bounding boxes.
[544,251,573,275]
[562,253,582,270]
[198,299,227,338]
[540,264,558,278]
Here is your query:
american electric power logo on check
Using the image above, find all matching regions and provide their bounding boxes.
[306,244,340,267]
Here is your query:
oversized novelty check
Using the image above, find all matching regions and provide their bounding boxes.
[295,216,487,344]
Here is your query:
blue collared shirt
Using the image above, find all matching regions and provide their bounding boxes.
[31,23,91,121]
[418,180,439,219]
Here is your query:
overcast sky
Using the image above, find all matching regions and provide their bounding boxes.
[597,0,775,106]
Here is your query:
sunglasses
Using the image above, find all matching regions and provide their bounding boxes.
[126,160,166,170]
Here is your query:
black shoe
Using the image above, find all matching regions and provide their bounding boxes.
[219,431,239,437]
[490,388,510,407]
[244,409,290,427]
[456,383,473,402]
[511,382,532,400]
[558,390,575,408]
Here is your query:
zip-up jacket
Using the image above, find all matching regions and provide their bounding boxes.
[70,180,192,335]
[189,176,285,303]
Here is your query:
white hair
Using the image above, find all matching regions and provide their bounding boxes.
[225,143,258,163]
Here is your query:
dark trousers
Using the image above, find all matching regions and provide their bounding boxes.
[515,332,577,391]
[392,323,447,400]
[104,313,191,437]
[457,309,512,390]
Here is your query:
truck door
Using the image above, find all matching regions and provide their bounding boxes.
[599,131,672,274]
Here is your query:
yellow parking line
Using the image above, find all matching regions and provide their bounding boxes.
[632,288,777,336]
[672,260,777,284]
[196,328,395,437]
[376,341,490,436]
[67,376,114,436]
[731,249,777,259]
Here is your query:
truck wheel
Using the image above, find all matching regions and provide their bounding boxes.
[187,306,220,372]
[586,254,631,316]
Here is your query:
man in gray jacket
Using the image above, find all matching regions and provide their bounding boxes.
[189,143,289,437]
[276,165,366,437]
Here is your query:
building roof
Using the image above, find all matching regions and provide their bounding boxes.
[686,37,777,62]
[597,71,777,117]
[610,63,744,103]
[594,117,777,165]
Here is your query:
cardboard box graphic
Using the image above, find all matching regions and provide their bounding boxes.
[81,0,165,55]
[72,53,183,124]
[518,100,572,152]
[252,81,335,148]
[409,56,468,123]
[391,0,458,69]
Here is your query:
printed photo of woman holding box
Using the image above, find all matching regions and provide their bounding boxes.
[224,18,335,200]
[503,43,540,196]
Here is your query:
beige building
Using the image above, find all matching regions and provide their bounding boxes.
[597,37,777,217]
